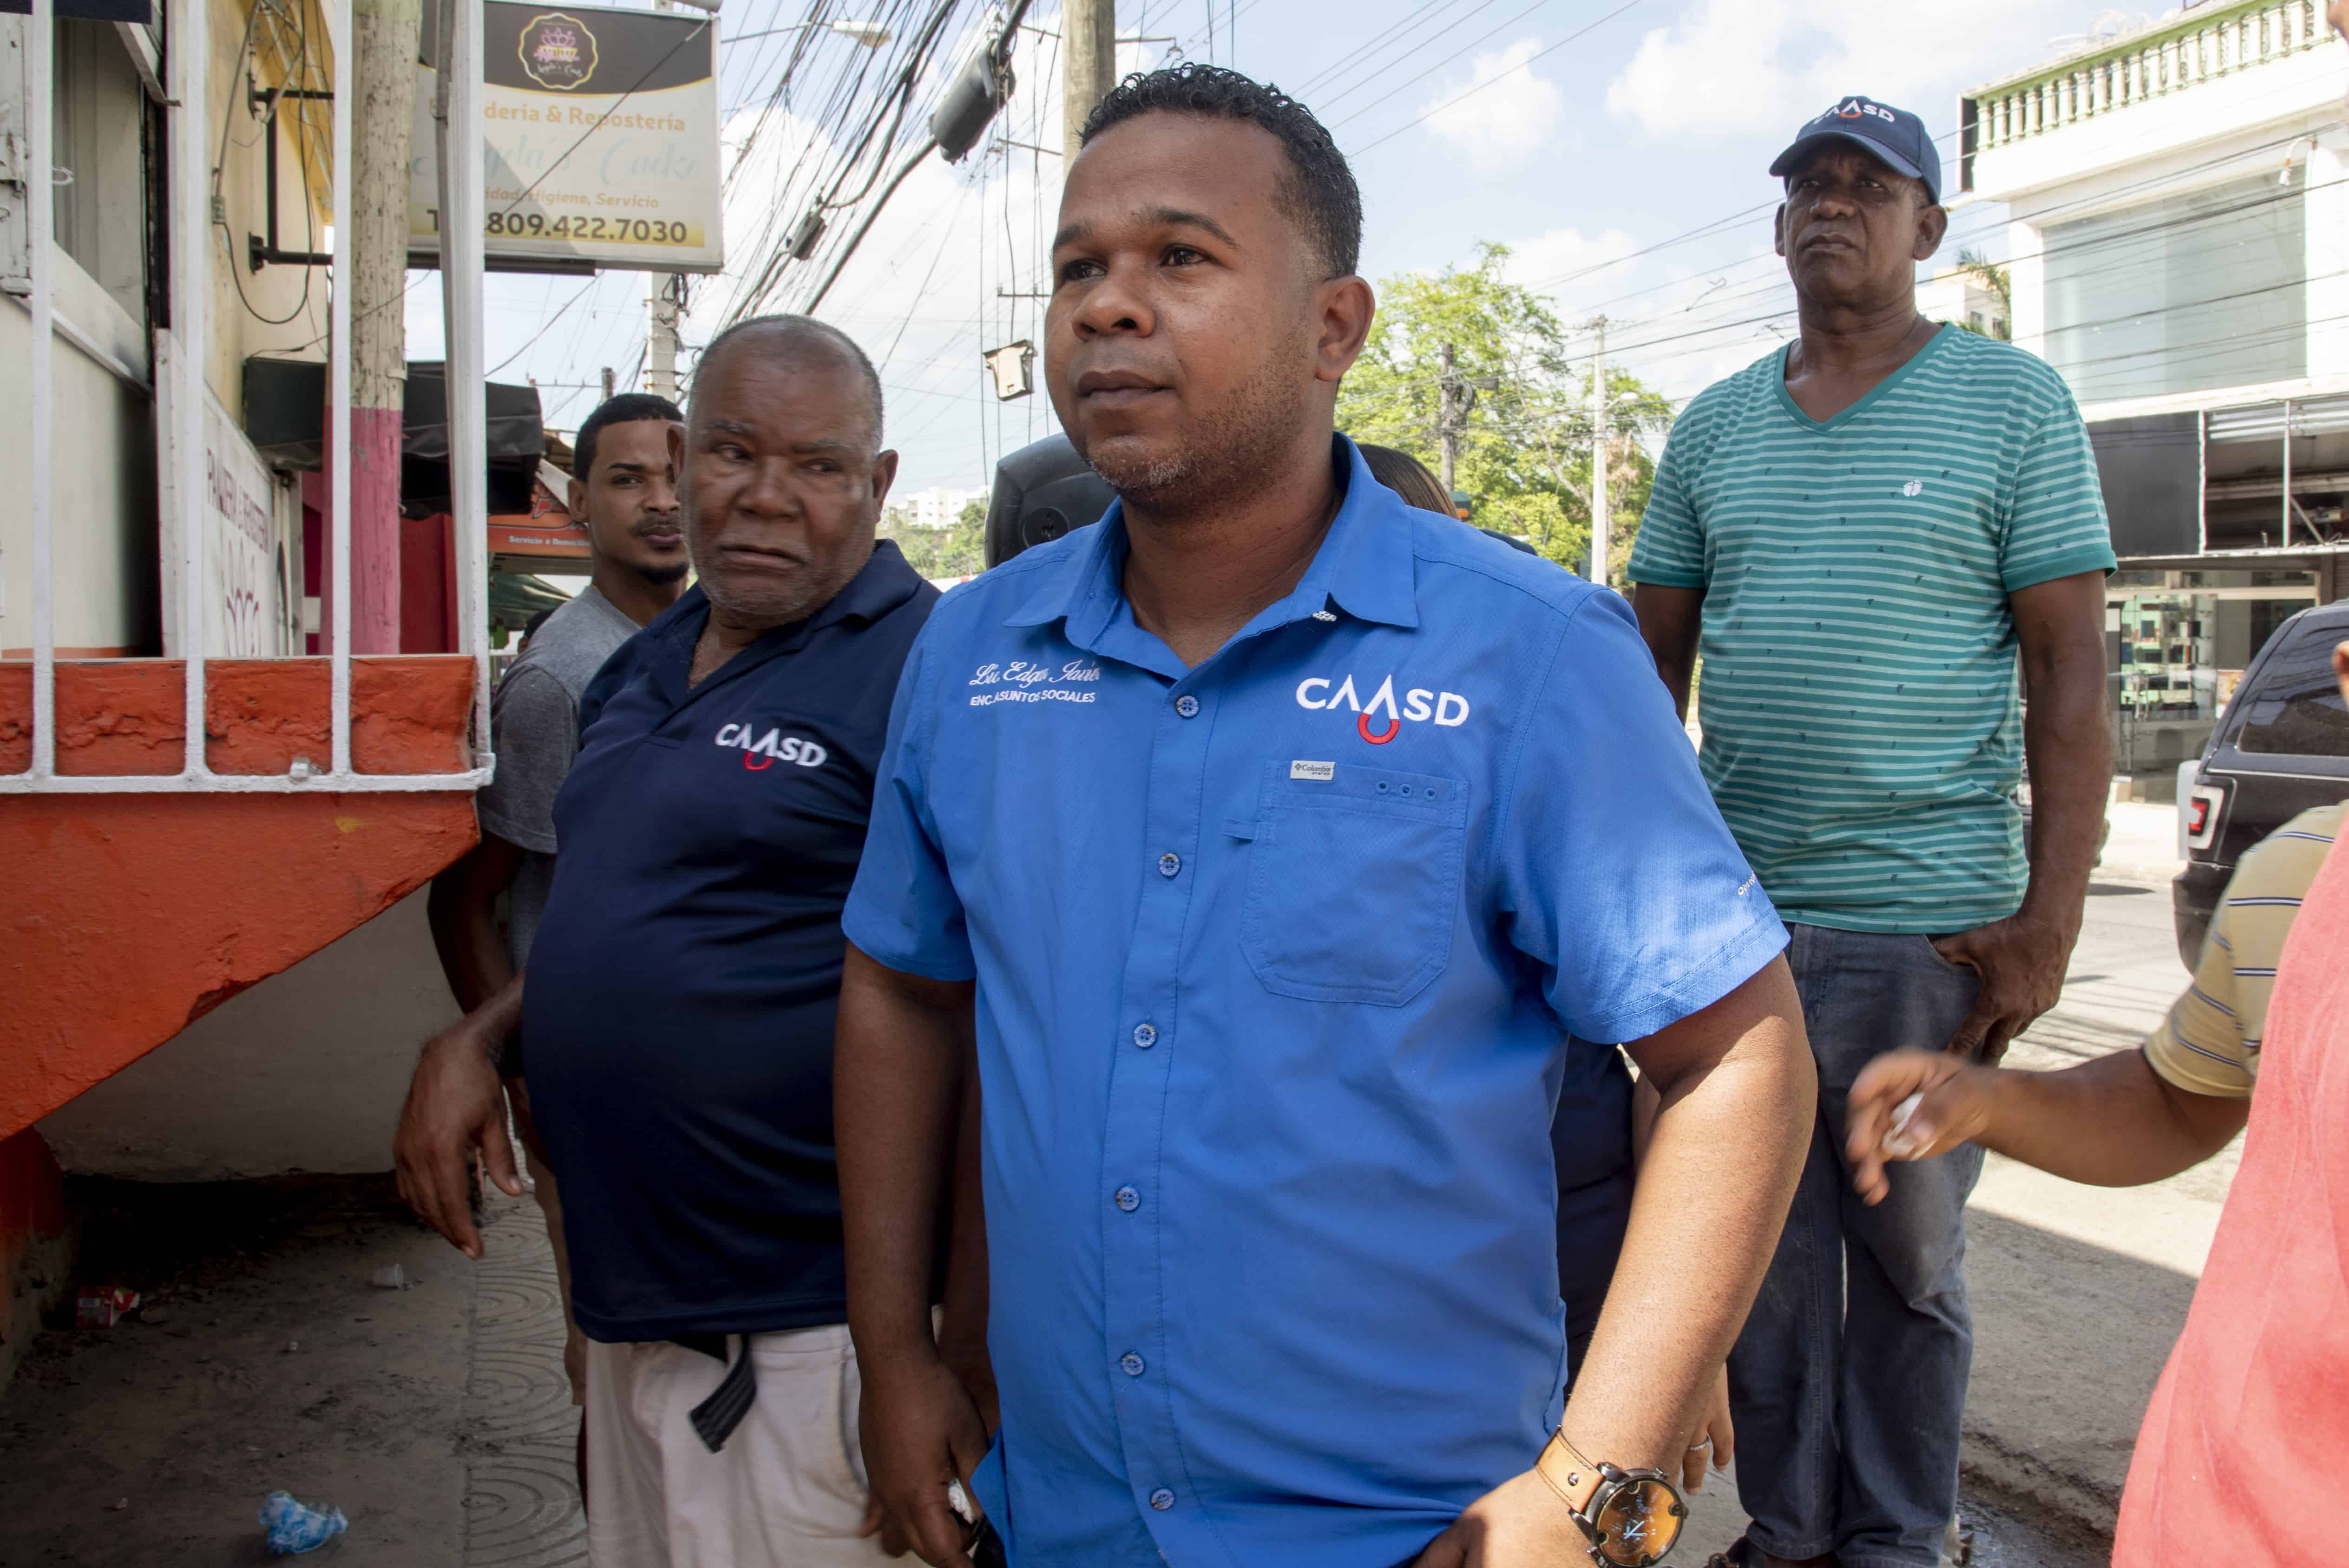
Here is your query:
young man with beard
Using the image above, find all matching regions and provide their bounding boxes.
[833,66,1816,1568]
[397,319,946,1567]
[423,391,688,1402]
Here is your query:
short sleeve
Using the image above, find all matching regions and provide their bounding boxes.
[841,630,977,982]
[1626,421,1708,589]
[2143,804,2342,1099]
[1999,391,2117,593]
[2143,896,2254,1100]
[1494,590,1787,1043]
[476,663,578,854]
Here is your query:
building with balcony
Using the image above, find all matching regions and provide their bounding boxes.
[1959,0,2349,770]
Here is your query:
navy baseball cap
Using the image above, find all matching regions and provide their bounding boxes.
[1769,96,1941,204]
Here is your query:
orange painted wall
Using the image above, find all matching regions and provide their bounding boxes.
[0,658,481,1138]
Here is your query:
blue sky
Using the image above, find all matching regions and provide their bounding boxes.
[409,0,2126,496]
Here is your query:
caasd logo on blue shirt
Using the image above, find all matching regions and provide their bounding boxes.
[713,722,827,771]
[1293,672,1472,746]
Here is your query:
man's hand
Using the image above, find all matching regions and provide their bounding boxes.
[1680,1368,1733,1494]
[393,1010,525,1259]
[1410,1471,1590,1568]
[856,1346,991,1565]
[1929,912,2073,1065]
[1844,1049,1993,1205]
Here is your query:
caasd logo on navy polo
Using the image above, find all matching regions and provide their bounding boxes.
[1294,674,1470,745]
[714,722,827,771]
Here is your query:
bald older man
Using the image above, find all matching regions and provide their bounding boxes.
[393,316,945,1568]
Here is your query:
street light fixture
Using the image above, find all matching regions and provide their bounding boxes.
[722,18,893,47]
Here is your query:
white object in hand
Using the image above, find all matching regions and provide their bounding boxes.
[1883,1092,1926,1158]
[945,1478,976,1525]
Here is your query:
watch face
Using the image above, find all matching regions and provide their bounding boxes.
[1591,1475,1684,1568]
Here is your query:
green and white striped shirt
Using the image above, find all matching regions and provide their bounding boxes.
[1628,326,2115,933]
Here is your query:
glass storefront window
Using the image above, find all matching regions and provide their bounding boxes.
[2044,173,2306,403]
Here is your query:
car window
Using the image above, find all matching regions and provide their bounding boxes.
[2235,622,2349,758]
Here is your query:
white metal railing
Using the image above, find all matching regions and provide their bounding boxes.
[1968,0,2329,159]
[5,0,493,796]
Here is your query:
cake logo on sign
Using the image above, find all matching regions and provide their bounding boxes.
[518,13,599,91]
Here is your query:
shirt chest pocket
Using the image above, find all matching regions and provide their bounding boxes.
[1231,760,1468,1008]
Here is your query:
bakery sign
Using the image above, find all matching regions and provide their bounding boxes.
[409,0,723,273]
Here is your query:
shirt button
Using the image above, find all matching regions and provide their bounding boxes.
[1132,1023,1158,1049]
[1114,1185,1140,1212]
[1158,852,1181,878]
[1149,1488,1175,1511]
[1174,695,1199,718]
[1120,1351,1146,1377]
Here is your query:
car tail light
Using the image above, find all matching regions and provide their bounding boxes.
[2184,783,2225,853]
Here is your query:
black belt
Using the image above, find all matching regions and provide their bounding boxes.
[672,1334,756,1452]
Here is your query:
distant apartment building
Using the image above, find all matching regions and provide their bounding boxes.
[893,484,987,531]
[1959,0,2347,769]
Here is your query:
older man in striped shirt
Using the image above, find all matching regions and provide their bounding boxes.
[1627,97,2116,1568]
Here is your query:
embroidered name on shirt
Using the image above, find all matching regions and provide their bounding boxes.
[1291,760,1335,781]
[714,722,827,771]
[1294,673,1472,745]
[968,659,1101,706]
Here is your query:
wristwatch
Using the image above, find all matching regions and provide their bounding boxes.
[1533,1427,1688,1567]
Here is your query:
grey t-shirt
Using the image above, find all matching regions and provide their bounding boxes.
[476,584,642,968]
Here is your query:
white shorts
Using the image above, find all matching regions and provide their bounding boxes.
[584,1324,893,1568]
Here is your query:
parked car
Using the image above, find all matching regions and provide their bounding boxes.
[2173,600,2349,966]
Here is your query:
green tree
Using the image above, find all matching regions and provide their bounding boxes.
[881,498,989,579]
[1949,248,2012,341]
[1336,243,1673,588]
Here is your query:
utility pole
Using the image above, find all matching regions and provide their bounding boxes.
[1063,0,1115,163]
[600,366,616,402]
[1437,341,1461,492]
[646,0,683,398]
[348,0,422,652]
[648,275,682,399]
[1586,314,1609,590]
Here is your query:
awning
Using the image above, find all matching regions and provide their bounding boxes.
[240,356,545,514]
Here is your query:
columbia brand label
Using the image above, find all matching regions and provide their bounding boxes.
[1294,673,1473,744]
[1290,760,1335,781]
[714,722,826,770]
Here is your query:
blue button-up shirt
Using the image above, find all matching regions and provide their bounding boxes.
[842,438,1786,1568]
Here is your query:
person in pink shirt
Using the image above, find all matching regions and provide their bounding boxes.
[1845,636,2349,1561]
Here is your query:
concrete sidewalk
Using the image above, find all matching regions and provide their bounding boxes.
[0,1177,581,1566]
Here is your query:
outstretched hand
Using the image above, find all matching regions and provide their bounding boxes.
[1844,1049,1996,1205]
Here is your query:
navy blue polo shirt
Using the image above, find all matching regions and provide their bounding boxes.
[525,542,937,1342]
[842,438,1786,1568]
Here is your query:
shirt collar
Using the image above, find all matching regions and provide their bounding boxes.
[651,539,925,704]
[1000,434,1420,639]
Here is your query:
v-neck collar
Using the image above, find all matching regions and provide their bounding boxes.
[1772,321,1949,434]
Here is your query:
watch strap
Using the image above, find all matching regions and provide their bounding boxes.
[1534,1427,1607,1517]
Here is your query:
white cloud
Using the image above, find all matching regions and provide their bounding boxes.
[1421,38,1567,165]
[1501,225,1641,308]
[1605,0,2057,141]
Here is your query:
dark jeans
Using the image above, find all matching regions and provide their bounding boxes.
[1730,924,1983,1568]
